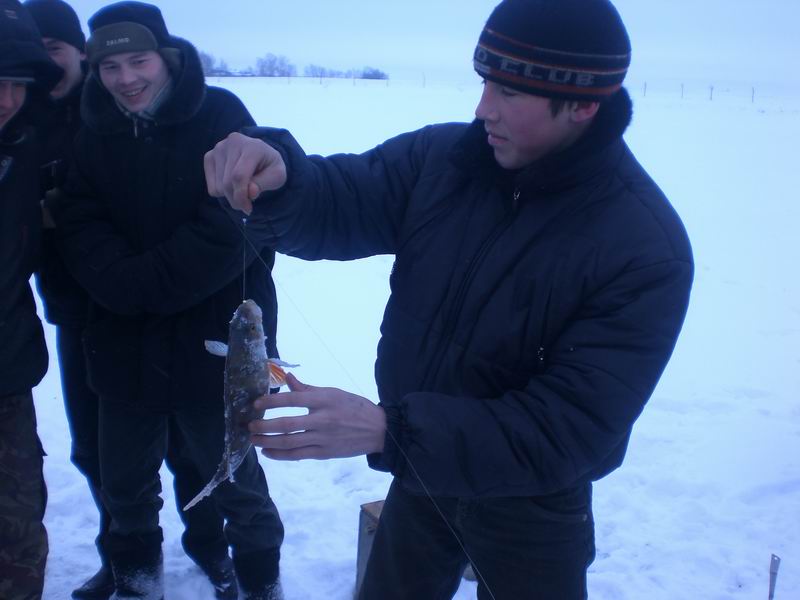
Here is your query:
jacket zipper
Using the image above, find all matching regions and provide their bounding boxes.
[422,187,521,388]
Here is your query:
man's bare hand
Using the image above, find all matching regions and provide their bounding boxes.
[204,132,287,215]
[248,373,386,460]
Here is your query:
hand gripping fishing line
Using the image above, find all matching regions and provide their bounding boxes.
[234,216,498,600]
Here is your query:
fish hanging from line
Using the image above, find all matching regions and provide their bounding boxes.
[184,299,298,511]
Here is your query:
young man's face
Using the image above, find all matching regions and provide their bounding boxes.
[43,37,85,100]
[0,80,27,131]
[475,80,586,170]
[98,50,169,113]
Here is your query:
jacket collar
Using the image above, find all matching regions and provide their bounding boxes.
[52,62,87,112]
[80,36,206,135]
[451,87,633,196]
[35,63,86,127]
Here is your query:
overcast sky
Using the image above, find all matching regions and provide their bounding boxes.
[60,0,799,85]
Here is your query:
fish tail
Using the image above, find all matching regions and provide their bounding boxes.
[182,461,231,511]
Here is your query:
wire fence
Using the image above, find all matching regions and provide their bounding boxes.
[207,74,800,111]
[625,78,800,108]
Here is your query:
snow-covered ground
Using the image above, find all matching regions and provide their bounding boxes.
[35,77,800,599]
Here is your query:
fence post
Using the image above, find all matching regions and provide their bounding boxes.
[643,82,647,97]
[681,83,684,99]
[709,85,714,100]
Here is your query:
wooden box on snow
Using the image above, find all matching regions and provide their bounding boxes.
[355,499,384,596]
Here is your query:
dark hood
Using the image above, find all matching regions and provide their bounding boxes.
[80,35,206,135]
[0,0,62,135]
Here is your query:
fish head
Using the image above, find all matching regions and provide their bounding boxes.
[230,299,263,337]
[228,299,268,359]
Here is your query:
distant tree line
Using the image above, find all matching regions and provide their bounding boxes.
[199,51,388,80]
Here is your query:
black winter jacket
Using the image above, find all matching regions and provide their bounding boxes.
[56,38,278,409]
[243,89,693,498]
[34,71,91,327]
[0,0,60,398]
[0,125,49,398]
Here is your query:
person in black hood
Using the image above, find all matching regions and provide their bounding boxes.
[0,1,60,599]
[55,2,285,599]
[25,3,233,598]
[205,0,694,598]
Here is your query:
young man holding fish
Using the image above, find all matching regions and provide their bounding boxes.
[54,2,285,598]
[205,0,693,598]
[0,1,61,598]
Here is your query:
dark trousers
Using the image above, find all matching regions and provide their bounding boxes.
[56,325,228,567]
[360,479,595,600]
[0,392,48,600]
[98,397,284,591]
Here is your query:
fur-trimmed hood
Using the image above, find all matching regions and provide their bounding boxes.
[80,35,206,135]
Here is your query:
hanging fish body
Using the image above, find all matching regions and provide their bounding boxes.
[184,299,296,510]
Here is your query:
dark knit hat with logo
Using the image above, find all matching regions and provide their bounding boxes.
[86,1,172,64]
[474,0,631,101]
[24,0,86,51]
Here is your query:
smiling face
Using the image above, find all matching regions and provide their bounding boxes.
[474,80,598,170]
[97,50,169,113]
[0,80,27,132]
[43,38,86,100]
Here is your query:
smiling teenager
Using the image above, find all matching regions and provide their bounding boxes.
[54,2,285,599]
[23,2,239,598]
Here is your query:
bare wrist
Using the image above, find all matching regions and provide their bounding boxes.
[370,405,387,454]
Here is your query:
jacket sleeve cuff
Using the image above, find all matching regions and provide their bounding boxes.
[366,403,406,476]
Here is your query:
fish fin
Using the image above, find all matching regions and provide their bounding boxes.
[205,340,229,357]
[268,358,300,368]
[268,362,289,387]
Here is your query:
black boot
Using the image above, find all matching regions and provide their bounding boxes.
[72,566,115,600]
[106,532,164,600]
[233,549,282,600]
[196,555,238,600]
[242,580,284,600]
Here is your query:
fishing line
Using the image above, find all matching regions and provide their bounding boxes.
[235,218,497,599]
[383,426,498,600]
[236,219,364,395]
[242,217,248,302]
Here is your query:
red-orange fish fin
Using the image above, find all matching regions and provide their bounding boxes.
[268,362,288,387]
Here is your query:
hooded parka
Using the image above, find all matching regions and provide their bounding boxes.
[55,31,284,595]
[0,0,60,398]
[242,88,693,499]
[0,2,60,596]
[56,37,279,409]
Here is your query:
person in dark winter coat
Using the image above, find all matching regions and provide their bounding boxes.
[205,0,694,598]
[55,3,285,599]
[24,3,233,598]
[0,1,61,598]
